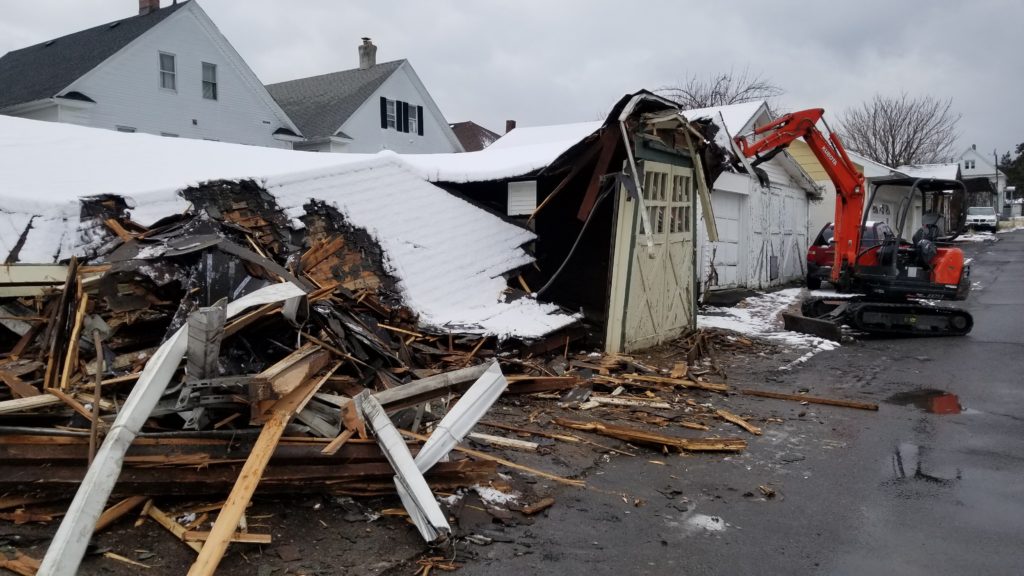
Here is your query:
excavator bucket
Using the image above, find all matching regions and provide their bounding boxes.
[782,312,843,342]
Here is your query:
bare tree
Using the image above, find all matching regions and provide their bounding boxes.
[659,67,784,110]
[837,93,961,167]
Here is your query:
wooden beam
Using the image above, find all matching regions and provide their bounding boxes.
[715,408,762,435]
[527,142,601,224]
[44,387,95,423]
[58,293,89,391]
[183,531,271,545]
[0,394,62,415]
[739,389,879,411]
[553,417,746,453]
[143,500,203,553]
[187,371,329,576]
[576,128,619,221]
[95,496,147,533]
[0,369,40,398]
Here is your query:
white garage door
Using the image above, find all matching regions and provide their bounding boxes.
[703,192,743,288]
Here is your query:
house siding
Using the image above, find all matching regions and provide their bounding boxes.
[60,5,290,148]
[17,105,59,122]
[337,65,460,154]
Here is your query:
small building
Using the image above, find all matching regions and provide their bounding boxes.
[265,39,463,154]
[0,0,301,148]
[404,91,725,352]
[682,102,821,292]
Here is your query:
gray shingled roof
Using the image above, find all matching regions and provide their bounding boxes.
[0,2,188,110]
[265,60,404,140]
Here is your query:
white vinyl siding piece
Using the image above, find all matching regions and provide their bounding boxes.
[159,52,176,90]
[202,62,217,100]
[507,180,537,216]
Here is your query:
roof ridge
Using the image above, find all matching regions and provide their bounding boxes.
[266,59,406,88]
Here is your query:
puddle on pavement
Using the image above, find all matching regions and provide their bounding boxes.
[885,389,962,414]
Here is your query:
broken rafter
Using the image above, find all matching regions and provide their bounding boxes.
[739,389,879,411]
[715,408,762,435]
[554,417,746,453]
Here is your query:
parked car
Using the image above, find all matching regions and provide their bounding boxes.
[806,221,896,289]
[965,206,998,231]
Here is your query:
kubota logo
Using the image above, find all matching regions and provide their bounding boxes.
[819,145,838,166]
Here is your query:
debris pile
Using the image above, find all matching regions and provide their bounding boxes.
[0,182,877,573]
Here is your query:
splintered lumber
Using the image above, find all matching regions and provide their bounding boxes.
[553,418,746,453]
[318,363,490,412]
[739,388,879,411]
[618,373,729,393]
[715,409,762,435]
[479,420,635,456]
[183,531,272,544]
[504,375,581,394]
[401,429,585,487]
[44,387,95,423]
[0,550,41,576]
[467,432,539,452]
[590,396,672,410]
[521,497,556,516]
[95,496,147,532]
[0,394,62,415]
[143,500,203,553]
[188,370,328,576]
[0,369,40,398]
[320,428,355,456]
[59,293,90,391]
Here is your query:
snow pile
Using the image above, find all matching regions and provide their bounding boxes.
[698,288,839,362]
[955,231,998,242]
[403,121,602,183]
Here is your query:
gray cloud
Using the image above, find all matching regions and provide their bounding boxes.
[2,0,1020,157]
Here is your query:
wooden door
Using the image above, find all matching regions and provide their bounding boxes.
[606,161,695,353]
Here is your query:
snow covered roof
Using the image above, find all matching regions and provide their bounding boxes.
[845,150,905,179]
[402,120,603,183]
[895,163,961,181]
[681,101,766,136]
[0,115,575,339]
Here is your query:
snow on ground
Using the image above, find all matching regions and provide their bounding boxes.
[955,231,998,242]
[698,288,839,368]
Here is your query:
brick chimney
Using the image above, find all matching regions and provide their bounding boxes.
[139,0,160,15]
[505,120,517,134]
[358,38,377,70]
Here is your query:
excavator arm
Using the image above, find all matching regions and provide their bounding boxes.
[734,108,865,285]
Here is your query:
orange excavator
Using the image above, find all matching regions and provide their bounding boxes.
[733,108,973,339]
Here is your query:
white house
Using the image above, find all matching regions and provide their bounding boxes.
[0,0,301,148]
[683,102,821,292]
[959,145,1007,211]
[265,39,463,154]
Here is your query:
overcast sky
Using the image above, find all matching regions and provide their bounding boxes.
[1,0,1019,161]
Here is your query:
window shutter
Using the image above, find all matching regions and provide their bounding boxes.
[401,101,410,133]
[380,97,388,129]
[417,105,424,136]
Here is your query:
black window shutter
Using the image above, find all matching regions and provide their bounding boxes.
[396,100,404,133]
[402,101,410,133]
[379,97,387,129]
[417,105,424,136]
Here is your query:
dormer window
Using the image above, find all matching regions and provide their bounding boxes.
[159,52,176,91]
[964,159,975,170]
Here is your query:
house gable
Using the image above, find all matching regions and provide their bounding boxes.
[58,1,298,147]
[336,61,463,154]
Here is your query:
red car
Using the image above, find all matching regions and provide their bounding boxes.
[806,221,896,289]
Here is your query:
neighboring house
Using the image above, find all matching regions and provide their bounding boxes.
[959,144,1007,211]
[894,163,964,234]
[0,0,301,148]
[790,144,908,234]
[450,121,500,152]
[266,39,463,154]
[682,102,821,292]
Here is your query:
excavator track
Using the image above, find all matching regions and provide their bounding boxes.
[798,297,973,338]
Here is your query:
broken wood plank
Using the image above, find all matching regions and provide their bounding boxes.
[317,363,491,413]
[618,373,728,393]
[0,550,41,576]
[401,429,585,487]
[553,418,746,453]
[143,500,203,554]
[44,387,95,424]
[467,432,539,452]
[590,396,671,410]
[739,389,879,411]
[95,496,148,533]
[715,409,762,435]
[320,428,355,456]
[0,369,40,398]
[58,293,89,391]
[520,497,555,516]
[0,394,62,415]
[187,371,328,576]
[182,531,272,545]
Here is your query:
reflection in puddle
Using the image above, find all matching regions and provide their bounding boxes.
[885,389,962,414]
[892,443,961,484]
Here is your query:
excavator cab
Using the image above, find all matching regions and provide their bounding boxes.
[854,177,971,302]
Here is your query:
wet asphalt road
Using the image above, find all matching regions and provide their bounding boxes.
[463,231,1024,576]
